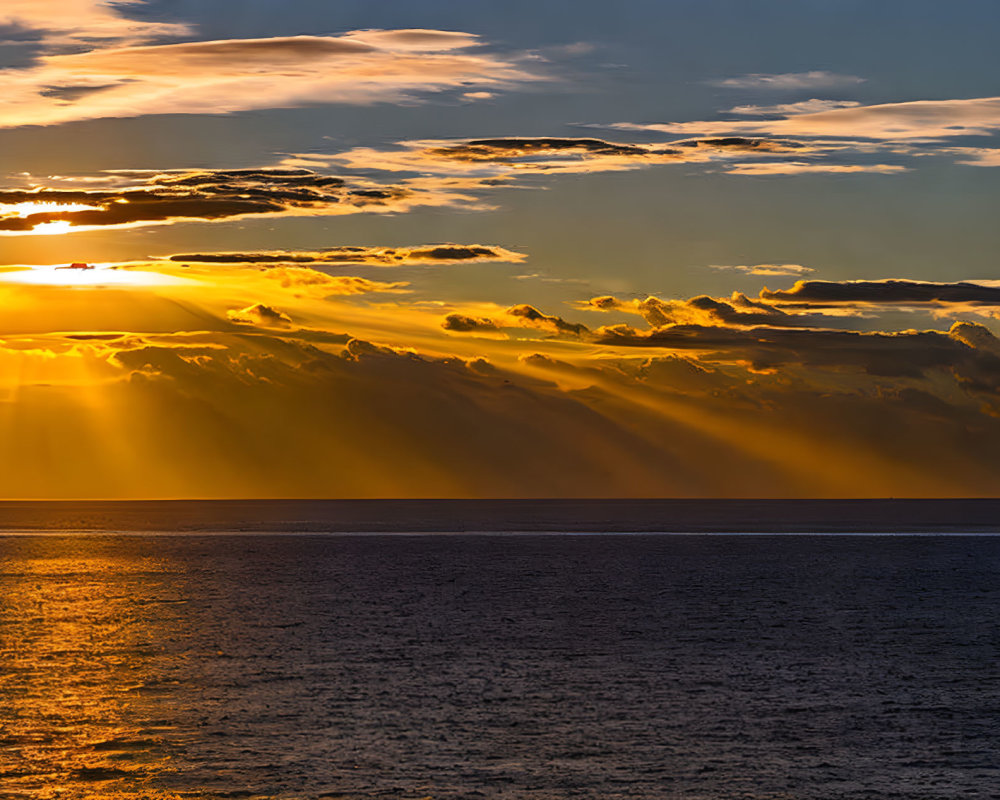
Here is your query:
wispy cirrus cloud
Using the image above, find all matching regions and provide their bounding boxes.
[0,27,540,128]
[950,147,1000,167]
[611,96,1000,141]
[711,71,865,90]
[724,161,907,176]
[0,0,190,50]
[728,99,863,116]
[707,263,814,277]
[603,95,1000,175]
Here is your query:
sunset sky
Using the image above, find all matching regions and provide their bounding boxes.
[1,0,999,498]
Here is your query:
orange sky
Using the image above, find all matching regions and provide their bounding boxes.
[1,1,999,498]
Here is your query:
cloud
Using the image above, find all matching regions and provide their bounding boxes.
[724,162,908,176]
[0,0,190,50]
[441,313,503,333]
[728,99,864,116]
[582,292,829,329]
[762,279,1000,310]
[227,303,293,328]
[0,28,539,128]
[612,96,1000,141]
[0,167,467,235]
[951,148,1000,167]
[708,263,815,277]
[263,268,408,296]
[166,243,525,267]
[322,135,814,177]
[5,260,1000,497]
[585,280,1000,336]
[595,320,997,376]
[711,71,866,89]
[585,295,627,311]
[506,304,590,336]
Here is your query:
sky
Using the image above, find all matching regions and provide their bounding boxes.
[1,0,999,498]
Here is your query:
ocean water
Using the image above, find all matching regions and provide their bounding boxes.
[1,533,998,799]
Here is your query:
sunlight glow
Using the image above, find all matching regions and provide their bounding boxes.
[1,201,103,217]
[0,265,195,287]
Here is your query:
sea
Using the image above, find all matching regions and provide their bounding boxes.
[1,501,998,799]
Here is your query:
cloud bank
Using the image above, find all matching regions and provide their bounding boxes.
[2,260,1000,497]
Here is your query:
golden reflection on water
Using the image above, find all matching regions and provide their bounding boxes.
[0,538,187,799]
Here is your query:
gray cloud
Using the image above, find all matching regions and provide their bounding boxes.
[442,314,503,333]
[506,304,590,336]
[166,243,525,266]
[595,320,1000,379]
[762,279,1000,308]
[0,168,425,234]
[711,71,866,89]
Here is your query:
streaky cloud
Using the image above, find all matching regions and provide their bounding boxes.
[0,167,469,235]
[611,96,1000,141]
[166,244,526,267]
[0,28,539,128]
[708,264,815,277]
[711,71,865,90]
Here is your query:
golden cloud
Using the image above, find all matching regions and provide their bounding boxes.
[0,27,540,128]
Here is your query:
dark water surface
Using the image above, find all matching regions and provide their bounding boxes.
[1,534,998,799]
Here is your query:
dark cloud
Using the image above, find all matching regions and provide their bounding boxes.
[7,316,1000,497]
[166,243,524,266]
[442,314,503,333]
[762,279,1000,308]
[424,136,805,164]
[586,295,625,311]
[506,304,590,336]
[227,303,293,328]
[0,168,414,233]
[39,84,121,102]
[672,136,805,151]
[0,23,46,44]
[648,294,808,327]
[428,137,677,160]
[596,320,1000,379]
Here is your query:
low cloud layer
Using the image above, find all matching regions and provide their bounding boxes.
[2,261,1000,497]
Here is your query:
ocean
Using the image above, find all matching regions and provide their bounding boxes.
[1,504,999,798]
